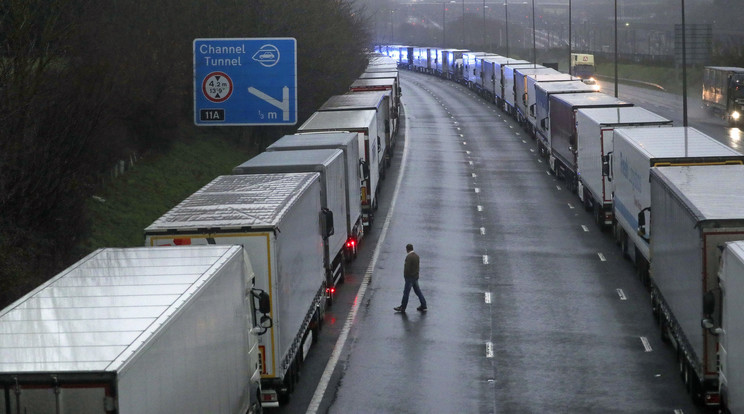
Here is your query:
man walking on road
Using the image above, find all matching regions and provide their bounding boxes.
[394,244,427,312]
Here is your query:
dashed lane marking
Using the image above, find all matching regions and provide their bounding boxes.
[640,336,653,352]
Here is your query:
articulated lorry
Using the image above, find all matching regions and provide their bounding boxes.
[0,245,270,414]
[613,127,744,286]
[702,66,744,128]
[266,132,363,260]
[548,92,633,191]
[320,91,396,163]
[233,149,347,303]
[512,67,562,125]
[575,107,672,229]
[298,109,381,229]
[649,164,744,407]
[145,173,328,407]
[534,80,596,158]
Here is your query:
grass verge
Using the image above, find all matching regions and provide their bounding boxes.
[79,130,257,252]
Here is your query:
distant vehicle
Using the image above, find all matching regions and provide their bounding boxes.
[570,53,595,79]
[702,66,744,128]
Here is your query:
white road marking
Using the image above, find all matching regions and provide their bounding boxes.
[598,252,607,261]
[469,160,474,165]
[480,227,486,235]
[567,202,574,209]
[483,255,489,264]
[477,205,483,212]
[556,185,562,191]
[581,225,589,232]
[616,288,627,300]
[472,172,477,178]
[484,292,492,304]
[640,336,653,352]
[474,187,480,194]
[486,341,494,358]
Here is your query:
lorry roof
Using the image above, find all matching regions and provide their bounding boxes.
[616,127,741,159]
[0,246,241,373]
[578,106,671,125]
[515,67,560,76]
[233,149,342,174]
[268,132,358,149]
[350,78,395,88]
[525,73,576,82]
[359,72,398,79]
[651,165,744,220]
[482,56,529,65]
[705,66,744,73]
[145,173,319,231]
[320,92,388,110]
[551,92,631,107]
[299,109,376,130]
[536,80,595,93]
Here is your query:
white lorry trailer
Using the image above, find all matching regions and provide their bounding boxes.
[502,63,547,116]
[232,149,347,302]
[612,127,744,286]
[712,240,744,413]
[575,107,672,229]
[320,91,396,163]
[548,92,633,192]
[480,57,529,107]
[144,173,328,407]
[534,80,596,158]
[0,245,270,414]
[349,77,400,119]
[266,132,363,260]
[512,67,562,125]
[298,109,381,229]
[649,164,744,407]
[519,73,578,136]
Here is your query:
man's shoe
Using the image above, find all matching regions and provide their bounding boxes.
[417,306,427,312]
[394,306,405,312]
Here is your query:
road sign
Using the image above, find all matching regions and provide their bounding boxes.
[194,38,297,126]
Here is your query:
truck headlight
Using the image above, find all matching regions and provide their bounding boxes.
[733,111,741,120]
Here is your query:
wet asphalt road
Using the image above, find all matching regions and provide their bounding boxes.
[269,70,707,414]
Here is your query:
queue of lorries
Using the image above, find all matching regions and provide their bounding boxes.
[0,55,401,413]
[382,44,744,412]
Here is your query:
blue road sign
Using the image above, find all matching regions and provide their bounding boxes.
[194,38,297,126]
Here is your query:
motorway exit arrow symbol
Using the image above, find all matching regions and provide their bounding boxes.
[248,86,290,121]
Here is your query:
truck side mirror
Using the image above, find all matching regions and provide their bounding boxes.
[637,207,650,240]
[321,208,334,239]
[250,288,273,335]
[602,151,613,181]
[360,159,370,180]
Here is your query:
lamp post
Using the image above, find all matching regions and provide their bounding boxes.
[531,0,536,67]
[568,0,572,75]
[483,1,487,50]
[504,1,509,55]
[681,0,688,127]
[462,0,465,48]
[443,2,447,47]
[614,0,618,97]
[391,9,395,44]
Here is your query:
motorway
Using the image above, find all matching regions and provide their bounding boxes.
[268,69,709,413]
